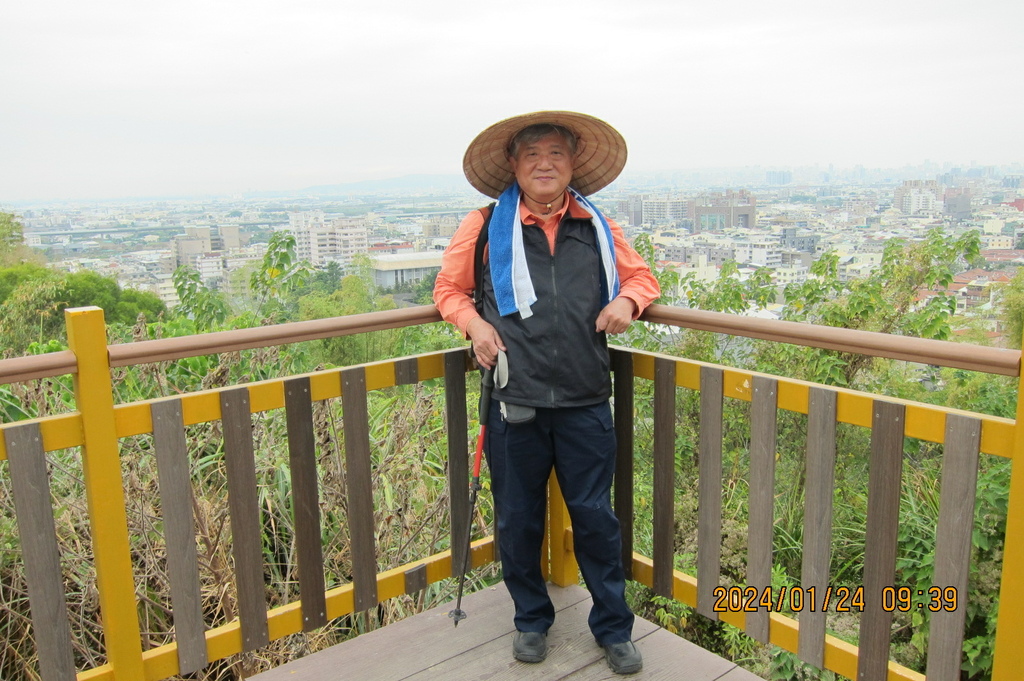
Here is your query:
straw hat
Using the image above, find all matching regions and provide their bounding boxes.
[462,111,627,199]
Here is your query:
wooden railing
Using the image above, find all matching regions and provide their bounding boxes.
[0,304,1023,681]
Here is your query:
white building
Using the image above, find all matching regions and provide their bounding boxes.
[901,191,939,214]
[773,265,810,286]
[193,253,226,287]
[733,240,783,268]
[371,252,443,288]
[642,197,689,224]
[288,211,369,269]
[150,272,180,307]
[894,181,942,215]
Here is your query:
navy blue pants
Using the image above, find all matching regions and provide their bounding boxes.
[485,400,635,644]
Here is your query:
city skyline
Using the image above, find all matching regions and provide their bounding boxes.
[3,0,1022,203]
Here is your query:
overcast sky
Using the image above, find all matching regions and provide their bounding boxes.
[2,0,1022,202]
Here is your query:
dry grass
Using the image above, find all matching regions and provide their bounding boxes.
[0,357,497,680]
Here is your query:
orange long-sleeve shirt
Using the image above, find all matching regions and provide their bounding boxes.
[433,192,660,337]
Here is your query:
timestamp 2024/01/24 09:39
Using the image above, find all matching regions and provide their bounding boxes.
[711,585,960,614]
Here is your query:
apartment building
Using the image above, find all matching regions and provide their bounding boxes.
[772,265,810,286]
[422,214,460,238]
[288,211,369,269]
[733,240,783,268]
[894,180,942,215]
[693,190,757,232]
[172,225,246,269]
[172,226,212,268]
[778,226,820,253]
[642,197,689,224]
[618,195,688,227]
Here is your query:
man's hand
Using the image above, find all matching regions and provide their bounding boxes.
[467,317,506,370]
[595,297,637,335]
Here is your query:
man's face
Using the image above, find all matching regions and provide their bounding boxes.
[508,133,575,203]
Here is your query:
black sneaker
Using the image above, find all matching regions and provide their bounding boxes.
[512,631,548,663]
[602,640,643,674]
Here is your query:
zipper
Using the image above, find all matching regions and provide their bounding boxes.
[549,252,559,404]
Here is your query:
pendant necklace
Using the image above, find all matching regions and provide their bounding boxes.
[525,192,556,215]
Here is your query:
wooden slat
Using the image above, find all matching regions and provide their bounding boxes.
[394,357,419,386]
[220,387,270,651]
[341,367,379,612]
[857,400,906,681]
[798,387,837,667]
[284,377,327,631]
[612,349,635,580]
[404,564,427,594]
[652,356,677,598]
[4,423,76,681]
[746,376,778,643]
[151,400,208,673]
[925,413,981,681]
[444,353,469,579]
[697,366,724,619]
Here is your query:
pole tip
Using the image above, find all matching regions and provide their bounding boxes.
[448,608,467,626]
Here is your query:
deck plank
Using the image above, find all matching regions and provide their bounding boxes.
[250,583,761,681]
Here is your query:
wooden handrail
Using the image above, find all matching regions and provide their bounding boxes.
[0,351,77,385]
[641,304,1022,377]
[106,306,444,367]
[0,303,1019,385]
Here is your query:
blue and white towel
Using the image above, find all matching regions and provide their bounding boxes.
[489,181,619,319]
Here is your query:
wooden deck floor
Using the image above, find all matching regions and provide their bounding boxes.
[251,582,763,681]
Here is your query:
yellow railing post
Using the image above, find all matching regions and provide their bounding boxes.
[991,342,1024,680]
[546,474,578,586]
[65,307,144,679]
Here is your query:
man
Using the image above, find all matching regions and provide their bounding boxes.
[434,111,660,675]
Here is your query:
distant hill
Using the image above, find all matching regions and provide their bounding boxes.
[301,174,468,196]
[238,174,469,200]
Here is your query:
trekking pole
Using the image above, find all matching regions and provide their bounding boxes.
[449,367,493,626]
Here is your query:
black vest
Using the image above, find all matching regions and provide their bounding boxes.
[480,215,611,408]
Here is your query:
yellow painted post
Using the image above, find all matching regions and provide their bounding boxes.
[546,473,578,586]
[65,307,145,679]
[992,342,1024,681]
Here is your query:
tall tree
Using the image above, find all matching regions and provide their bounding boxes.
[0,262,55,303]
[0,264,167,354]
[0,278,67,353]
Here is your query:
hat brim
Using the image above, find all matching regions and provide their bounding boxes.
[463,111,627,199]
